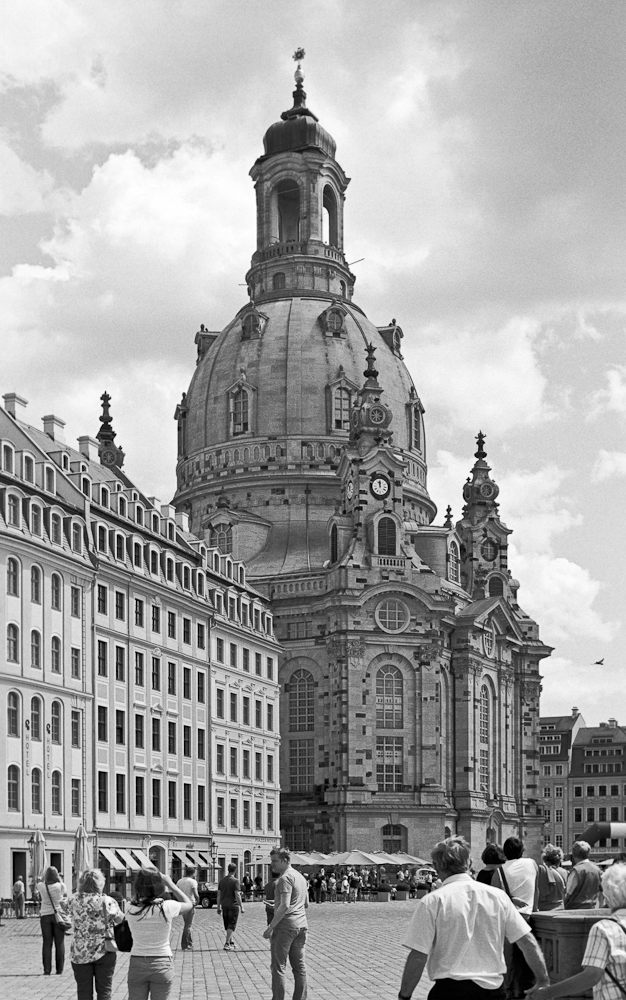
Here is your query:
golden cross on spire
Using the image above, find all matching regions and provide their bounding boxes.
[293,47,305,63]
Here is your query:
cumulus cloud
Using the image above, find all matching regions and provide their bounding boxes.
[0,141,53,214]
[591,450,626,482]
[588,366,626,420]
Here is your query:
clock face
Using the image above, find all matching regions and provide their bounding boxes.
[369,405,385,424]
[370,475,390,498]
[346,481,354,500]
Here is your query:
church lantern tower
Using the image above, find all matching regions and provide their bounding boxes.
[174,56,551,857]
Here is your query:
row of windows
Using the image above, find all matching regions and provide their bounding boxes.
[6,561,79,611]
[215,639,273,678]
[574,784,622,797]
[215,689,274,730]
[97,709,206,756]
[6,627,81,674]
[97,648,207,701]
[94,531,205,594]
[215,745,274,781]
[568,806,624,823]
[96,588,207,644]
[7,765,79,815]
[97,773,205,821]
[215,796,274,831]
[3,499,85,550]
[7,693,80,743]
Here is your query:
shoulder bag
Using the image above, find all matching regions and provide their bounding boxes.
[495,868,529,912]
[113,912,133,952]
[46,884,71,932]
[102,899,117,953]
[598,917,626,997]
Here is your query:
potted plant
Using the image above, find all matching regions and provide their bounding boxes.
[374,879,391,902]
[395,879,410,901]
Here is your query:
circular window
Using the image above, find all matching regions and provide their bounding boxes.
[375,599,410,633]
[481,538,498,562]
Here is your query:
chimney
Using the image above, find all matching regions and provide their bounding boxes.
[77,436,100,462]
[175,511,190,533]
[3,393,28,419]
[572,706,579,717]
[608,718,618,728]
[42,414,66,443]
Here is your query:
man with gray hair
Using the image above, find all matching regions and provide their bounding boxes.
[563,841,602,910]
[262,847,308,1000]
[398,836,549,1000]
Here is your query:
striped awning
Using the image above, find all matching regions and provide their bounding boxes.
[171,850,188,863]
[99,848,126,871]
[132,849,157,869]
[117,849,141,870]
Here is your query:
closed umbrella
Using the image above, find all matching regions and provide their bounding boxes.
[31,829,46,883]
[74,825,91,878]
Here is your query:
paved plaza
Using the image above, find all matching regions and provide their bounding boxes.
[0,900,432,1000]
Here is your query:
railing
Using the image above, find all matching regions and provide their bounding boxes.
[371,555,407,569]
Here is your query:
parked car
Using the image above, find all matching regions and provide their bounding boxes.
[197,881,218,908]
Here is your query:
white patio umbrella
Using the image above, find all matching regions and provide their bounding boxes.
[74,825,92,878]
[31,829,46,883]
[330,850,383,866]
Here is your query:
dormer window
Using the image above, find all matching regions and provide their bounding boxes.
[152,513,159,532]
[45,467,55,494]
[2,444,14,473]
[320,302,347,338]
[334,387,351,429]
[231,388,249,435]
[97,526,107,551]
[81,477,90,497]
[119,497,126,517]
[72,524,82,553]
[62,454,70,471]
[23,456,34,483]
[241,306,267,341]
[101,487,109,508]
[168,523,174,541]
[210,525,232,554]
[136,506,143,526]
[7,495,20,526]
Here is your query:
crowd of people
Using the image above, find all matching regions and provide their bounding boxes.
[17,835,626,1000]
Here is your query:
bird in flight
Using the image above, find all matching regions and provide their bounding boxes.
[593,659,604,666]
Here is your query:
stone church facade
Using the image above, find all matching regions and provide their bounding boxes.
[173,62,551,858]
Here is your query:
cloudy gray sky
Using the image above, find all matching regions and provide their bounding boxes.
[2,0,624,722]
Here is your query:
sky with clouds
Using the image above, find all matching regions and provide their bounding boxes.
[1,0,624,723]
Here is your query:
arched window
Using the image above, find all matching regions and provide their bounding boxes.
[51,636,61,673]
[119,497,127,517]
[31,566,41,603]
[273,272,286,290]
[51,573,61,609]
[51,513,62,544]
[31,505,42,535]
[7,557,19,596]
[32,768,42,813]
[448,542,459,583]
[45,467,55,493]
[411,406,421,451]
[7,692,19,735]
[330,524,338,564]
[8,495,20,526]
[31,629,41,668]
[489,576,504,597]
[333,387,351,429]
[288,669,315,732]
[381,823,406,854]
[51,771,62,814]
[23,455,34,482]
[210,525,232,555]
[376,666,403,728]
[51,701,61,743]
[7,765,20,811]
[479,685,491,794]
[82,477,90,497]
[31,697,41,740]
[133,542,142,566]
[322,185,338,246]
[166,558,174,582]
[7,624,19,662]
[101,487,109,508]
[242,313,260,340]
[231,388,249,435]
[3,444,14,472]
[378,517,397,556]
[275,179,300,242]
[339,280,347,297]
[98,526,106,551]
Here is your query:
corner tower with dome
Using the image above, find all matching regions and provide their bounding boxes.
[174,57,551,856]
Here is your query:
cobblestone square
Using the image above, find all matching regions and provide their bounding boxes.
[0,900,432,1000]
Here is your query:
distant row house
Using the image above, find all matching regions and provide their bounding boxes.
[0,392,280,893]
[539,709,626,857]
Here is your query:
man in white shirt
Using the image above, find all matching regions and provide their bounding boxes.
[492,836,539,999]
[176,866,199,950]
[398,836,549,1000]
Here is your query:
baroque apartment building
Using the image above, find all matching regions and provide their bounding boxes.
[0,392,279,892]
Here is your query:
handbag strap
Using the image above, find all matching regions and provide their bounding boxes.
[46,883,58,916]
[600,917,626,995]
